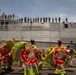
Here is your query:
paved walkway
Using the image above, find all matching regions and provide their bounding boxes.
[1,58,76,75]
[2,62,76,75]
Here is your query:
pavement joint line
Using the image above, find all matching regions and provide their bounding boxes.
[11,67,76,71]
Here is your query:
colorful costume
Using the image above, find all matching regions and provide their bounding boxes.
[53,44,67,75]
[11,41,40,75]
[2,40,14,70]
[66,46,75,66]
[45,47,56,69]
[0,45,3,73]
[45,46,54,56]
[45,44,70,75]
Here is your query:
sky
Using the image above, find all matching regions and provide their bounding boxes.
[0,0,76,22]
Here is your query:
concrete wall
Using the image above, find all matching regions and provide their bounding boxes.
[0,31,51,42]
[0,22,76,43]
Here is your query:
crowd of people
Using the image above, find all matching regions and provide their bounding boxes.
[0,39,75,75]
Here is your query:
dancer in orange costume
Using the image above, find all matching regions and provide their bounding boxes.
[53,40,69,75]
[0,40,3,73]
[21,40,40,75]
[11,40,41,75]
[2,40,14,70]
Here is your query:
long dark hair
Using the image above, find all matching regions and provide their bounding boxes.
[30,39,35,45]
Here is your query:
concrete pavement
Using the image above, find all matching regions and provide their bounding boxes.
[1,61,76,75]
